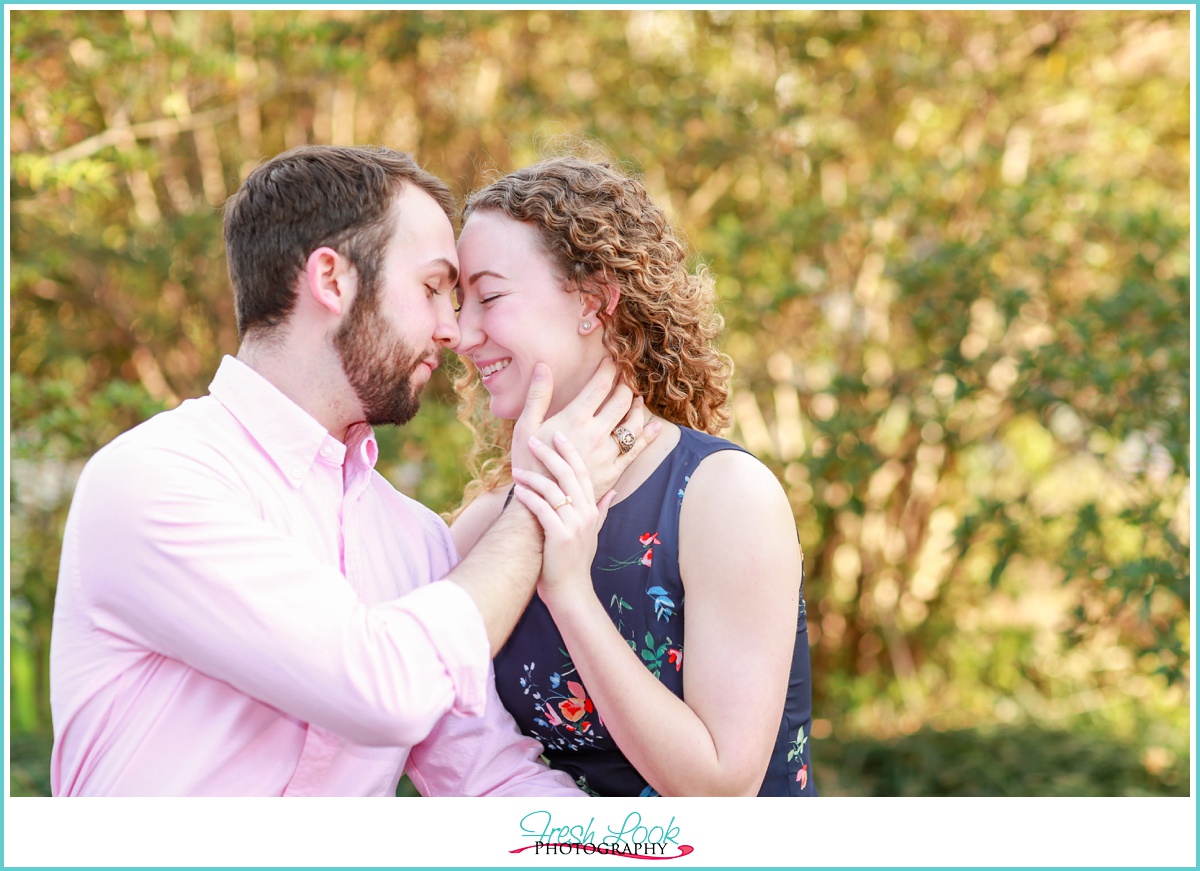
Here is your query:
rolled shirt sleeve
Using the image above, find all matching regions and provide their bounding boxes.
[70,439,488,748]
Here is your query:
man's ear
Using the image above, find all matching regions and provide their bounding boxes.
[304,246,355,316]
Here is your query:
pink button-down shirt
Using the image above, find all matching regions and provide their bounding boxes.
[50,356,580,797]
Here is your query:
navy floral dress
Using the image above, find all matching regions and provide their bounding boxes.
[494,426,817,796]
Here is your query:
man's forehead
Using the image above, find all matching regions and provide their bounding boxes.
[388,189,458,258]
[390,186,453,227]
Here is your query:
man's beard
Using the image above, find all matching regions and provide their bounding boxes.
[334,289,425,427]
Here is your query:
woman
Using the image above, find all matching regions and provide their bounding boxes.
[449,155,816,796]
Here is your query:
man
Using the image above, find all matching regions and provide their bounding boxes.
[49,145,654,796]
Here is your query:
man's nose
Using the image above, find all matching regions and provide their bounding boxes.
[433,293,461,348]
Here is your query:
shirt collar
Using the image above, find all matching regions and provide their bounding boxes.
[208,356,379,487]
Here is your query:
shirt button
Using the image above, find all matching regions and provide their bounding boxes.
[291,469,302,479]
[320,447,331,458]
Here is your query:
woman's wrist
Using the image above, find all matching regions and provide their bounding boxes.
[537,576,602,621]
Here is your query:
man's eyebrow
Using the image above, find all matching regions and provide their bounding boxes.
[427,258,458,285]
[466,269,505,286]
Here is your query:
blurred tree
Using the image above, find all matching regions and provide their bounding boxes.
[8,8,1190,793]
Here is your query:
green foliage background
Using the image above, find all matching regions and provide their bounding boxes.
[8,9,1191,796]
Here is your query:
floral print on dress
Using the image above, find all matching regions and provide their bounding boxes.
[667,647,683,671]
[787,725,810,789]
[646,585,675,621]
[609,594,634,635]
[520,659,603,752]
[638,631,680,679]
[599,532,685,681]
[600,530,661,571]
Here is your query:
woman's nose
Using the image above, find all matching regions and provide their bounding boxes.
[451,300,482,355]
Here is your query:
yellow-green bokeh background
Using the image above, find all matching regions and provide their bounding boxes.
[9,8,1191,796]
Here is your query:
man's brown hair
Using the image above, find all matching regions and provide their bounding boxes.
[224,145,453,338]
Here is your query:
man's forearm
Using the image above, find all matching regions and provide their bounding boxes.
[445,500,543,655]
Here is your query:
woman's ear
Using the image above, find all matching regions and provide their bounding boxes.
[578,280,621,334]
[305,247,355,317]
[601,281,621,316]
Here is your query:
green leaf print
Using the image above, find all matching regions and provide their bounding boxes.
[787,725,808,763]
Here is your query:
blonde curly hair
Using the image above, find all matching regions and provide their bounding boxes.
[453,155,732,514]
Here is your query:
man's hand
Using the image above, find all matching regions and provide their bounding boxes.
[513,361,660,498]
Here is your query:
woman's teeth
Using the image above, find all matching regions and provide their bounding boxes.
[480,359,511,377]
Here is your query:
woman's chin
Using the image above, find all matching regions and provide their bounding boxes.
[487,396,521,422]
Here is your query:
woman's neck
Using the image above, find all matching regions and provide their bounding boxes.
[607,416,681,507]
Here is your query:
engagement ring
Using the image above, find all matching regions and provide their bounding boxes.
[612,425,636,455]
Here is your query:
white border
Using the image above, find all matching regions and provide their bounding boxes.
[3,796,1199,867]
[4,4,1197,870]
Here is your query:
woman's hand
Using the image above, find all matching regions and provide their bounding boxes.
[510,432,614,605]
[512,361,658,499]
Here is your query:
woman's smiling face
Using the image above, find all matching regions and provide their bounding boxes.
[453,210,605,420]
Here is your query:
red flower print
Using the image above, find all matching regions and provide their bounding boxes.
[581,721,593,732]
[559,680,592,722]
[797,764,808,789]
[667,648,683,671]
[601,532,664,572]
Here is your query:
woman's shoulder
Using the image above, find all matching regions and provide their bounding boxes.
[685,441,783,502]
[678,438,803,590]
[679,433,794,530]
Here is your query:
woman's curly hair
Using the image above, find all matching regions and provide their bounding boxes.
[453,155,732,514]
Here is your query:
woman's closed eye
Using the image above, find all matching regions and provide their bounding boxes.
[458,292,503,311]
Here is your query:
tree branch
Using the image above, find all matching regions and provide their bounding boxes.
[46,102,241,167]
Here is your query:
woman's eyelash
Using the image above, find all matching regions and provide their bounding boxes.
[451,290,501,312]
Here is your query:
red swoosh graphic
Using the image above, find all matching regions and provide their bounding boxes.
[509,843,694,860]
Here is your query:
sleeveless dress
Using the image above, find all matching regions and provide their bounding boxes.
[494,426,817,796]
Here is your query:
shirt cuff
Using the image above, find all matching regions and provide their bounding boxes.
[399,580,491,718]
